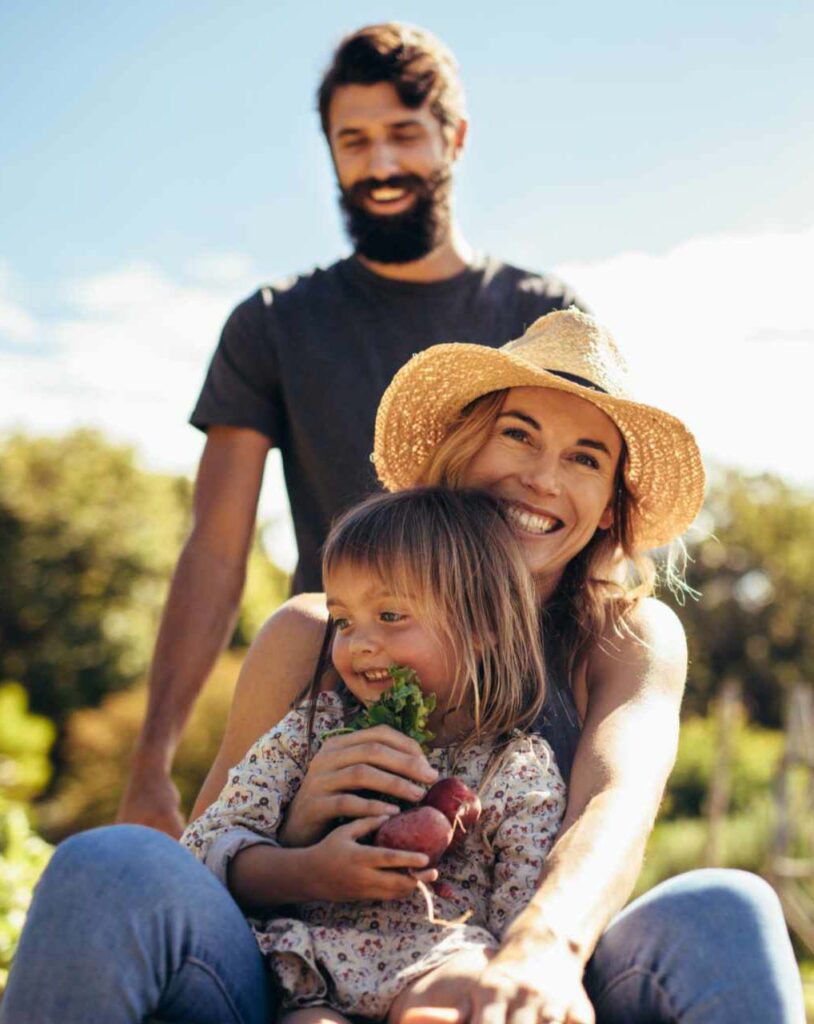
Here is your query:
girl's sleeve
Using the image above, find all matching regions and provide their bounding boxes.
[180,707,311,886]
[485,736,568,938]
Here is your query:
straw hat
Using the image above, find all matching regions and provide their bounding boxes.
[373,308,705,551]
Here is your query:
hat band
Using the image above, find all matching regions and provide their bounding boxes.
[546,369,608,394]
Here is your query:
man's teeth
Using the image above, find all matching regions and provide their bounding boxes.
[361,669,391,681]
[370,187,407,202]
[505,504,562,535]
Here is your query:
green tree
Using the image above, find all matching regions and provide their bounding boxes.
[0,430,289,729]
[674,468,814,726]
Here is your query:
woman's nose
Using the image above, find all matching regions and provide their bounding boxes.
[519,454,562,495]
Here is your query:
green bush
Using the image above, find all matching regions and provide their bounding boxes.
[37,652,244,840]
[661,712,784,820]
[0,682,56,992]
[0,805,53,992]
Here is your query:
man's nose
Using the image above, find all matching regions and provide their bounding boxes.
[366,141,401,180]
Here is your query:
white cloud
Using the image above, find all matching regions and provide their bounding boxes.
[0,254,297,567]
[1,228,812,572]
[553,224,814,486]
[0,263,37,343]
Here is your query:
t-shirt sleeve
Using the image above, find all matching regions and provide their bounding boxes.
[189,289,282,442]
[520,272,592,319]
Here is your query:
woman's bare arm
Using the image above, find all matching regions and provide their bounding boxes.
[426,597,688,1024]
[190,593,330,820]
[515,596,687,953]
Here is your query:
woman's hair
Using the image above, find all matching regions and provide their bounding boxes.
[317,23,466,139]
[416,390,675,684]
[309,487,546,758]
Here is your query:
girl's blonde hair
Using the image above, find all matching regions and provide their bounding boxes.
[316,487,547,755]
[416,390,669,684]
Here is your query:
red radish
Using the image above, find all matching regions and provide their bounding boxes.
[421,778,481,849]
[373,806,453,867]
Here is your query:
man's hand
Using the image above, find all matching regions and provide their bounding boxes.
[116,761,185,839]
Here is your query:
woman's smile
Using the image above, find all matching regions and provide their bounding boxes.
[463,387,622,592]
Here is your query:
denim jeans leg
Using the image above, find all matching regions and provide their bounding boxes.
[584,868,805,1023]
[0,824,272,1024]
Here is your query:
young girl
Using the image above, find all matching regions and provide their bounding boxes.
[182,487,567,1023]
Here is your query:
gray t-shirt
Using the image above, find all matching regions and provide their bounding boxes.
[191,254,587,593]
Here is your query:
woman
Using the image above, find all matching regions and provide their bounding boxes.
[2,310,803,1023]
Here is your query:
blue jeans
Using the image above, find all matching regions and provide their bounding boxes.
[0,825,804,1023]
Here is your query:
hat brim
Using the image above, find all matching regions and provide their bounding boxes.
[374,343,705,551]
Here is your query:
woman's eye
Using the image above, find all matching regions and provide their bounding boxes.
[380,611,405,623]
[502,427,530,444]
[574,452,600,469]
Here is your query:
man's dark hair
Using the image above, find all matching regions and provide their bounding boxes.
[317,23,466,138]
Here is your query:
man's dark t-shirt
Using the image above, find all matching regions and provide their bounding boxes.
[190,254,587,593]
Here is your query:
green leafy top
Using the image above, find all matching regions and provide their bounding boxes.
[326,666,436,750]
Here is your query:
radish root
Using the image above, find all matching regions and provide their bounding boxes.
[415,880,473,928]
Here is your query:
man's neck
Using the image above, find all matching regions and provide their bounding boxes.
[356,224,474,283]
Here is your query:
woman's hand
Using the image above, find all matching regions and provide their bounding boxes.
[278,725,439,847]
[305,815,439,902]
[394,928,593,1024]
[469,926,594,1024]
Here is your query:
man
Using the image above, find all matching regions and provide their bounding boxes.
[118,22,587,835]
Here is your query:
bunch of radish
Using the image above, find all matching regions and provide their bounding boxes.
[326,667,482,923]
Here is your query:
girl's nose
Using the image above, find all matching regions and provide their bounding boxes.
[349,628,380,656]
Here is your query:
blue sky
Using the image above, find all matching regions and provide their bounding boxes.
[2,1,812,567]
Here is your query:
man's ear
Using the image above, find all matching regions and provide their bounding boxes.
[449,118,468,161]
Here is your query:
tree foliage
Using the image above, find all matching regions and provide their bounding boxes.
[0,430,288,727]
[0,683,55,990]
[674,468,814,726]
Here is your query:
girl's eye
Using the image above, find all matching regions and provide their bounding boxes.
[380,611,405,623]
[332,616,351,631]
[573,452,600,469]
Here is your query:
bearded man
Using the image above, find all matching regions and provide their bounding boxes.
[118,23,587,835]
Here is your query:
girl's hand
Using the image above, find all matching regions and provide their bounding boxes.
[306,815,439,901]
[279,725,439,847]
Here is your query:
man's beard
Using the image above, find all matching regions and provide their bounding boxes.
[339,169,452,264]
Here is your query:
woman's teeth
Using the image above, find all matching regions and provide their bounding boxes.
[505,503,562,535]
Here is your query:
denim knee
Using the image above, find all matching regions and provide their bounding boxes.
[639,868,785,944]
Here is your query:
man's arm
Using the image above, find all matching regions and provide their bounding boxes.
[117,424,271,836]
[190,593,331,820]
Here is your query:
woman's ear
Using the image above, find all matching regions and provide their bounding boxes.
[598,503,614,531]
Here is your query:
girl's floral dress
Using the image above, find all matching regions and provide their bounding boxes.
[182,690,566,1021]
